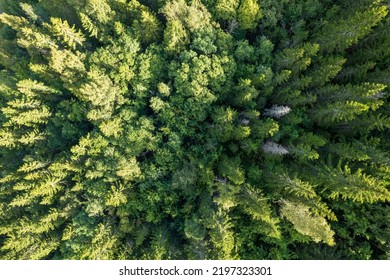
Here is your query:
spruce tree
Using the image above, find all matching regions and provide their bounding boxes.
[0,0,389,260]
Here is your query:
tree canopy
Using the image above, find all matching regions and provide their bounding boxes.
[0,0,389,260]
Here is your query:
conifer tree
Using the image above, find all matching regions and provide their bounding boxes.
[0,0,390,260]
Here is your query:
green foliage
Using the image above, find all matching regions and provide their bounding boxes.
[0,0,390,260]
[315,1,388,53]
[280,200,335,246]
[237,0,262,30]
[317,163,390,203]
[214,0,239,21]
[163,19,189,53]
[131,7,162,45]
[47,18,85,49]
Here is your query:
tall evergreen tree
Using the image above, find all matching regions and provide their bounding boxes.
[0,0,389,260]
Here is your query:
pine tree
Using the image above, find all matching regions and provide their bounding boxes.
[237,0,262,30]
[315,1,388,53]
[1,0,390,260]
[279,199,335,246]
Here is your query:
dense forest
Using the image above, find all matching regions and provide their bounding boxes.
[0,0,389,260]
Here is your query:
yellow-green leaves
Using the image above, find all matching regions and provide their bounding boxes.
[240,185,281,239]
[162,0,212,31]
[48,18,85,49]
[209,209,236,259]
[237,0,262,30]
[164,19,189,53]
[280,200,335,246]
[214,0,240,21]
[1,0,390,261]
[106,184,128,207]
[319,164,390,203]
[132,10,162,45]
[85,0,115,24]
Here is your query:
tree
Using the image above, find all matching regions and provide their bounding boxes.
[237,0,262,30]
[1,0,390,260]
[315,1,388,53]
